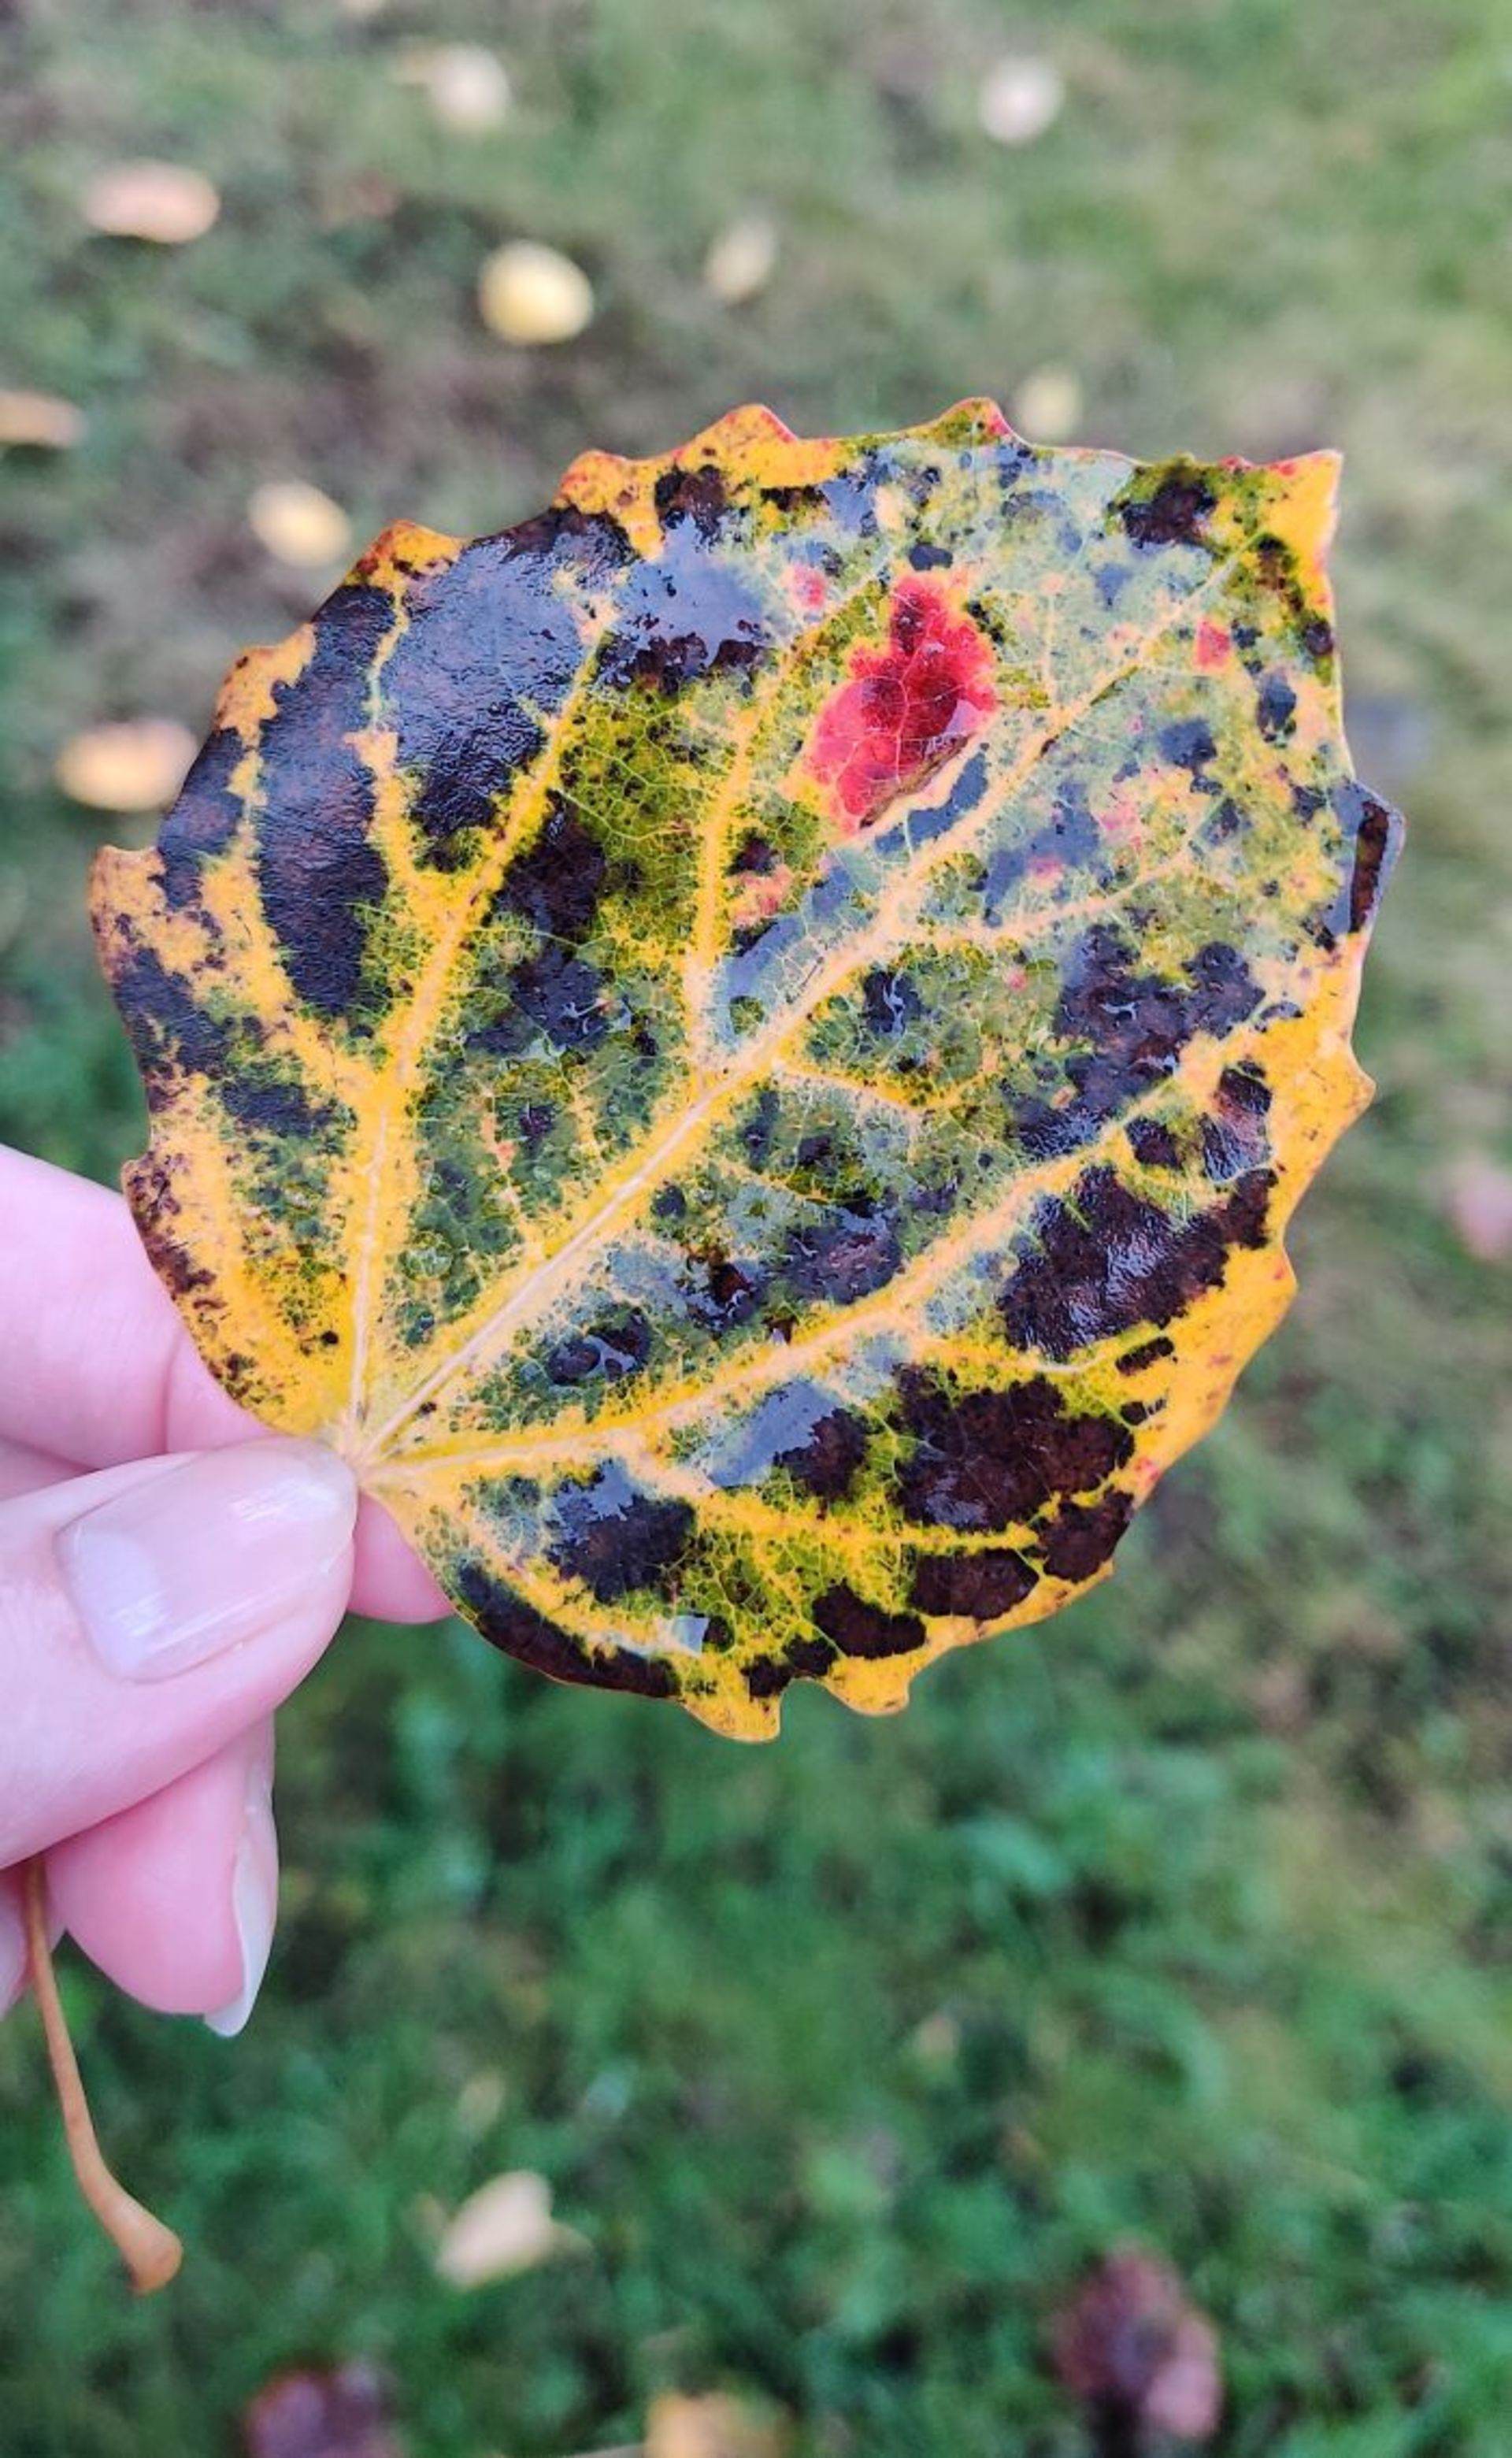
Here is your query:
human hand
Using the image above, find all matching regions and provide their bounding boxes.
[0,1142,448,2034]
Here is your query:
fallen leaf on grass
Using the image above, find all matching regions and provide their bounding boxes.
[391,43,512,131]
[429,45,513,132]
[242,2360,403,2458]
[478,241,594,344]
[0,390,86,448]
[702,216,778,306]
[434,2169,587,2287]
[249,480,354,569]
[1011,364,1084,442]
[454,2067,508,2137]
[647,2393,786,2458]
[83,161,220,244]
[978,55,1065,146]
[1051,2249,1221,2442]
[56,717,195,813]
[1445,1154,1512,1264]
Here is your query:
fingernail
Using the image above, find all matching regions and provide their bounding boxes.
[61,1440,357,1681]
[0,1890,26,2018]
[206,1761,277,2039]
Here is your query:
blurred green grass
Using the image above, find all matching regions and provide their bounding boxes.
[2,2,1510,2452]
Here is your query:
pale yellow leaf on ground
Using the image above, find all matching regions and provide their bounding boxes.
[454,2068,508,2138]
[646,2395,786,2458]
[909,2008,961,2063]
[83,160,220,244]
[0,390,86,448]
[56,717,195,814]
[434,2170,586,2288]
[702,216,778,306]
[1446,1155,1512,1264]
[1011,364,1084,442]
[478,241,595,345]
[248,479,354,569]
[978,55,1065,145]
[428,45,512,132]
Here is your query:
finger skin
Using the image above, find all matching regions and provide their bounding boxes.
[0,1144,449,1623]
[0,1451,350,1868]
[0,1438,76,1502]
[0,1870,25,2015]
[48,1723,275,2019]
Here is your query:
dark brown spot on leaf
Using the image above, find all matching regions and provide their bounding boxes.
[909,1547,1038,1618]
[602,517,769,693]
[897,1370,1132,1531]
[257,581,393,1017]
[1002,1166,1273,1361]
[158,725,242,908]
[1128,1118,1182,1170]
[495,795,607,942]
[775,1405,869,1502]
[546,1311,651,1386]
[1255,671,1298,742]
[1119,465,1217,550]
[455,1556,676,1695]
[1334,780,1401,936]
[781,1209,901,1306]
[1117,1335,1176,1375]
[813,1583,926,1659]
[390,512,625,858]
[654,461,731,539]
[548,1467,694,1603]
[1038,1489,1133,1580]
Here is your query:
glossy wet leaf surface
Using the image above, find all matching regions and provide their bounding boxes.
[92,404,1399,1737]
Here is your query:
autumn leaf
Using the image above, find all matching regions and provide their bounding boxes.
[403,44,513,135]
[0,389,87,449]
[248,479,354,569]
[1051,2249,1221,2445]
[978,55,1065,146]
[1444,1153,1512,1265]
[647,2392,787,2458]
[703,216,779,306]
[82,160,220,245]
[1012,365,1084,443]
[57,717,196,814]
[91,402,1399,1740]
[432,2168,586,2286]
[478,241,595,345]
[241,2359,403,2458]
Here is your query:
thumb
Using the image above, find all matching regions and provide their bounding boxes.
[0,1439,357,1869]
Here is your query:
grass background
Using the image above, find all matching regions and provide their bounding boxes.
[2,2,1510,2450]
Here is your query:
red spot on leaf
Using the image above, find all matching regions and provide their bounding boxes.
[810,579,996,829]
[731,856,795,930]
[1196,621,1231,670]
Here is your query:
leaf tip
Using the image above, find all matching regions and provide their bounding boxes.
[921,396,1017,447]
[1262,447,1342,567]
[351,517,460,591]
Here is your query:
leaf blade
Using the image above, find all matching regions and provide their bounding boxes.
[92,406,1399,1737]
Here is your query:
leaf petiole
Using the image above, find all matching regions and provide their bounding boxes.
[22,1856,183,2294]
